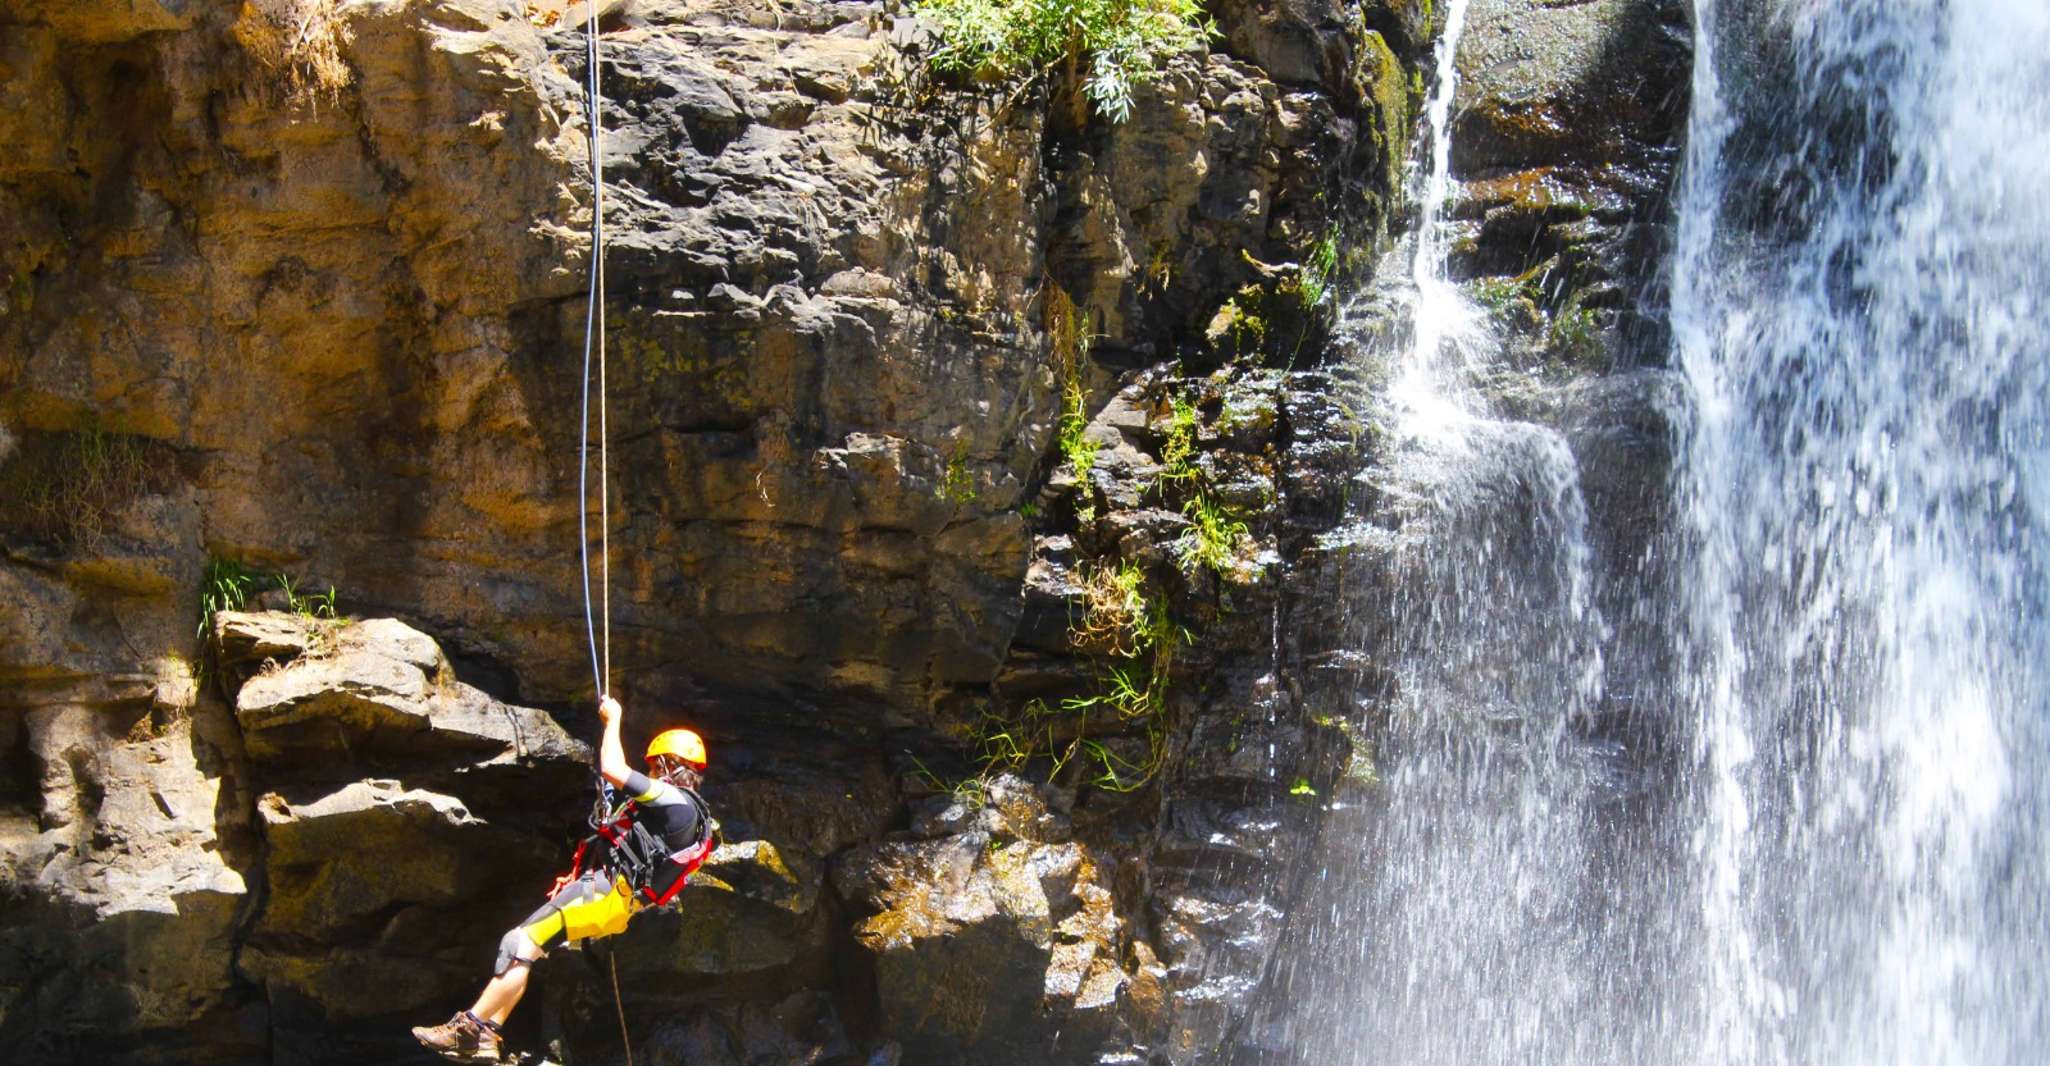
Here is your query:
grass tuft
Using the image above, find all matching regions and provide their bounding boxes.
[0,427,172,550]
[1046,282,1101,485]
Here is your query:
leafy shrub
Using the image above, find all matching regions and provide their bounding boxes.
[916,0,1215,122]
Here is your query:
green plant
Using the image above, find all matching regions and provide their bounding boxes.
[1205,290,1267,353]
[915,0,1216,122]
[1047,283,1101,483]
[940,554,1190,798]
[1155,394,1200,487]
[937,440,978,505]
[1176,490,1250,575]
[1144,243,1175,291]
[1075,733,1162,792]
[277,573,338,621]
[1547,295,1604,365]
[1289,776,1318,797]
[1073,559,1150,656]
[199,559,263,638]
[1064,660,1161,719]
[908,752,992,807]
[1292,228,1342,311]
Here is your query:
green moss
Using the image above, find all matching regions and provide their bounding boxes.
[617,319,750,412]
[1350,21,1413,190]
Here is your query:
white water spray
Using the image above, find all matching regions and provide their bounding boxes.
[1392,0,1487,440]
[1670,1,2050,1061]
[1238,2,1626,1060]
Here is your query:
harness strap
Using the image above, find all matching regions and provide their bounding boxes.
[549,788,716,905]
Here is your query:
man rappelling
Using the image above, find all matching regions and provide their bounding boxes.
[411,9,709,1058]
[411,695,715,1062]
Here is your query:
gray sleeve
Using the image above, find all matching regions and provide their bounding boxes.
[622,771,684,807]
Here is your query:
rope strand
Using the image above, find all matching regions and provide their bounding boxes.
[585,13,630,1066]
[609,949,634,1066]
[577,3,610,700]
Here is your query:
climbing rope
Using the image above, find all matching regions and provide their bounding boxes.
[609,949,634,1066]
[579,8,633,1066]
[577,1,612,702]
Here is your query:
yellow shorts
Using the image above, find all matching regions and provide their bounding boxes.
[523,872,637,946]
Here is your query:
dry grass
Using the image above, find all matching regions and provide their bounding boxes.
[234,0,355,103]
[1070,560,1149,658]
[0,428,175,550]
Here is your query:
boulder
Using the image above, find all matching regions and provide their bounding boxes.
[609,836,832,994]
[240,779,557,1021]
[830,777,1135,1065]
[215,612,585,767]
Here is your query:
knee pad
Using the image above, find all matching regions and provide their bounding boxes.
[494,928,540,976]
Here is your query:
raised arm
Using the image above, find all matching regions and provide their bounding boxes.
[596,695,631,788]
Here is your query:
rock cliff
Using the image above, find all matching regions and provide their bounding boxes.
[0,0,1688,1062]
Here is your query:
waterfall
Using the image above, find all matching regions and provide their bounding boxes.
[1237,0,2048,1062]
[1671,0,2050,1061]
[1237,0,1636,1059]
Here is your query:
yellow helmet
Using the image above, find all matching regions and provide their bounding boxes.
[646,728,707,768]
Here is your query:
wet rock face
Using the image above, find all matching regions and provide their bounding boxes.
[1448,0,1692,363]
[1428,0,1693,583]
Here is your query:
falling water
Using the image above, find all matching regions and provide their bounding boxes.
[1240,0,2048,1062]
[1237,0,1635,1059]
[1671,0,2050,1062]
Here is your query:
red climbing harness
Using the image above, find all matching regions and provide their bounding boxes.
[546,788,715,906]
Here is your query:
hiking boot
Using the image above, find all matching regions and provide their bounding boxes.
[411,1010,502,1061]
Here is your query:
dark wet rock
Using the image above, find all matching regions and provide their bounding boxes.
[1453,0,1690,175]
[1449,0,1692,368]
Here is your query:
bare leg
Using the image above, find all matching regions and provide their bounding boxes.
[470,933,545,1026]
